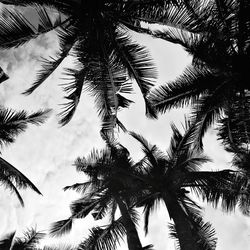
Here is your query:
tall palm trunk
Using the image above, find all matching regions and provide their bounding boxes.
[163,193,200,250]
[116,196,143,250]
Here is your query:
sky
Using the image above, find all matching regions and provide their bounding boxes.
[0,3,249,250]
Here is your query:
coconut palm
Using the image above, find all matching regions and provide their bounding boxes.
[129,121,250,250]
[49,123,248,250]
[149,0,250,148]
[0,0,208,132]
[0,107,51,205]
[0,0,166,131]
[50,133,148,250]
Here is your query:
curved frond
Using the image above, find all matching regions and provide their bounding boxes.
[186,170,250,214]
[191,82,230,149]
[0,6,66,49]
[149,66,217,113]
[142,194,160,235]
[0,108,51,146]
[12,228,45,250]
[23,24,77,96]
[58,66,86,126]
[113,29,158,118]
[0,156,41,198]
[49,218,73,237]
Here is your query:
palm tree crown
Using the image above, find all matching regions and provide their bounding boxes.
[149,0,250,149]
[49,123,249,250]
[0,0,172,131]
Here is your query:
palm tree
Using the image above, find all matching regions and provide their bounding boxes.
[0,0,166,131]
[0,107,51,205]
[128,121,250,250]
[0,228,44,250]
[49,123,248,250]
[50,133,150,250]
[0,0,206,132]
[148,0,250,148]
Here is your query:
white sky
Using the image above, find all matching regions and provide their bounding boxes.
[0,5,249,250]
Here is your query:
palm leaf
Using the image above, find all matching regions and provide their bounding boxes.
[179,196,217,250]
[23,24,77,95]
[49,218,73,237]
[191,81,230,149]
[0,0,75,15]
[63,181,94,194]
[148,66,219,113]
[0,157,42,201]
[0,172,25,206]
[0,108,51,146]
[0,6,67,49]
[58,66,86,126]
[142,194,160,235]
[12,228,45,250]
[113,29,158,118]
[78,218,126,250]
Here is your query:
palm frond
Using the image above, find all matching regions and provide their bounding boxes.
[131,0,209,32]
[153,26,199,51]
[179,196,217,250]
[0,0,75,15]
[191,82,230,149]
[186,170,250,213]
[23,24,77,96]
[0,156,42,200]
[58,66,86,126]
[91,196,114,221]
[113,29,158,118]
[148,66,218,113]
[13,228,45,250]
[0,108,51,146]
[78,218,126,250]
[70,197,100,219]
[63,181,94,194]
[49,218,73,237]
[0,172,25,206]
[0,6,67,49]
[82,50,129,132]
[142,194,160,235]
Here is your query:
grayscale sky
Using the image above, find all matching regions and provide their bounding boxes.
[0,3,249,250]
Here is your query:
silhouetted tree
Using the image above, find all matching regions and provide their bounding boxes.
[50,133,148,250]
[149,0,250,149]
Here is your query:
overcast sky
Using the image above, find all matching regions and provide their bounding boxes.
[0,4,249,250]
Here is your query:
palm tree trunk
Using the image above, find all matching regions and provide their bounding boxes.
[116,196,143,250]
[163,193,199,250]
